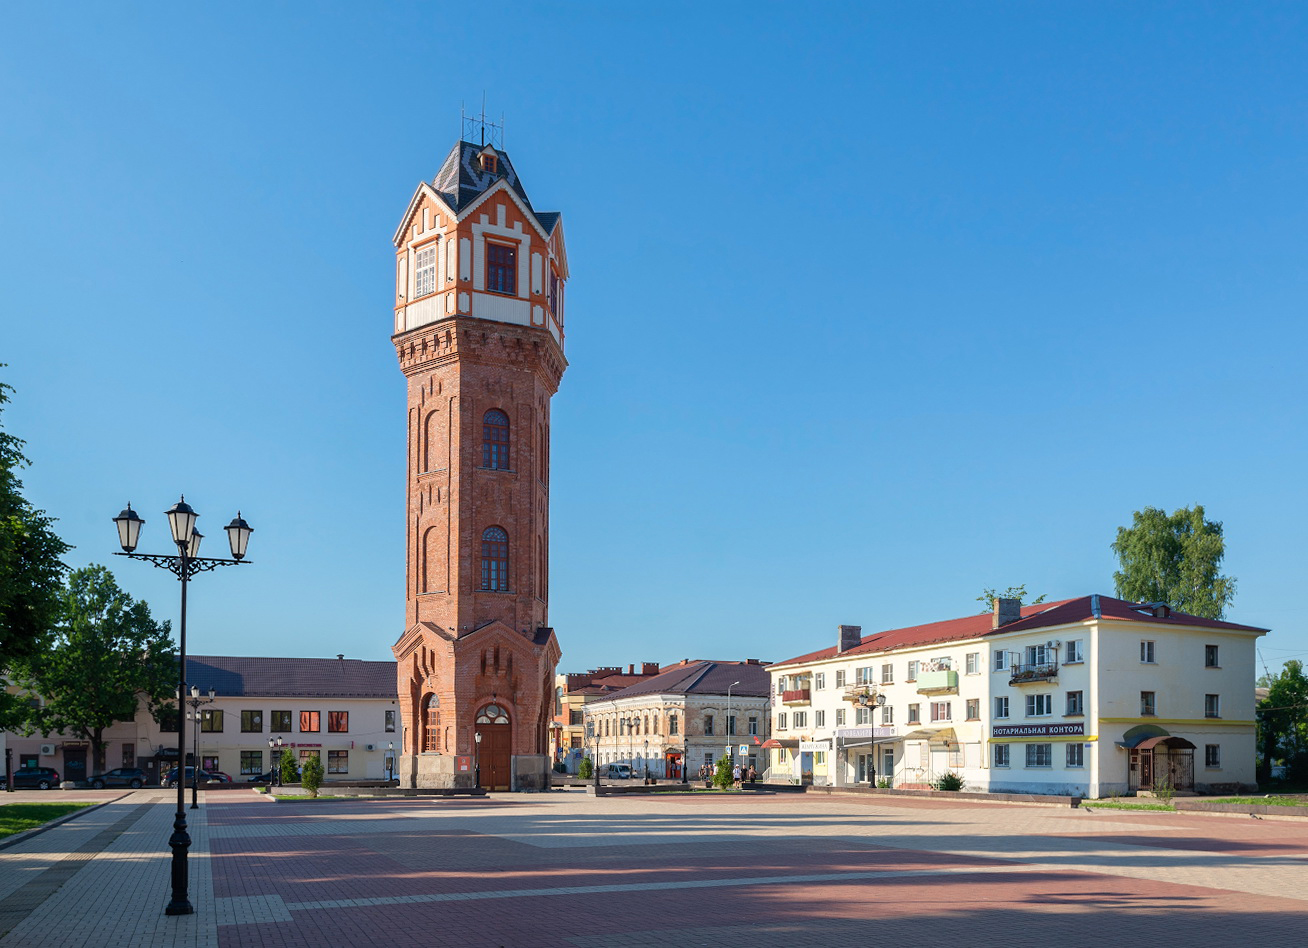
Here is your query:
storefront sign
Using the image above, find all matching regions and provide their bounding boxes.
[835,727,897,740]
[799,740,832,751]
[991,723,1085,738]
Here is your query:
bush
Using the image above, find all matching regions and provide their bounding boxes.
[713,755,733,790]
[577,757,593,780]
[552,762,567,774]
[932,771,964,792]
[279,748,299,785]
[876,777,892,789]
[1151,772,1175,803]
[301,754,324,798]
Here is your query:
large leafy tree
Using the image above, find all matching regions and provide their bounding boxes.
[976,584,1047,613]
[1111,505,1236,619]
[11,565,176,771]
[1257,660,1308,785]
[0,372,72,724]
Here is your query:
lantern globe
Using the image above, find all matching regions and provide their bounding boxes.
[186,529,203,559]
[113,504,145,553]
[224,512,253,560]
[165,497,198,547]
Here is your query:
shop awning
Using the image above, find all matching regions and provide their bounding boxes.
[760,738,798,750]
[1135,735,1196,752]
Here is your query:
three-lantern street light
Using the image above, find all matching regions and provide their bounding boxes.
[267,736,284,787]
[868,693,887,786]
[112,497,252,918]
[185,686,216,810]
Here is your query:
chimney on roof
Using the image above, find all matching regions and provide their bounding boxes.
[628,664,635,675]
[337,654,344,661]
[642,662,659,675]
[838,625,861,653]
[992,598,1022,629]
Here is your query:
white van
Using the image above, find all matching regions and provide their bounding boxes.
[604,763,632,779]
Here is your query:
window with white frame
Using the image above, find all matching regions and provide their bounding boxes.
[856,666,874,685]
[748,716,758,735]
[1025,694,1052,717]
[994,696,1009,719]
[930,701,951,723]
[1205,744,1220,768]
[414,244,437,297]
[1025,644,1048,666]
[907,703,921,724]
[815,672,826,690]
[882,705,894,725]
[993,744,1010,767]
[814,710,825,728]
[1141,691,1156,716]
[1140,640,1156,663]
[881,663,893,684]
[792,711,807,729]
[1025,743,1052,768]
[835,670,846,688]
[1205,644,1220,668]
[966,698,980,720]
[854,706,872,725]
[1065,640,1084,663]
[1066,691,1084,715]
[777,713,787,730]
[1066,743,1085,768]
[835,708,846,726]
[1205,694,1220,718]
[906,660,919,681]
[965,652,979,675]
[994,651,1009,671]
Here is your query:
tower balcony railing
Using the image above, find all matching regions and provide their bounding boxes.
[1008,662,1059,685]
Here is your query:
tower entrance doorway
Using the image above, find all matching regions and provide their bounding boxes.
[476,704,512,791]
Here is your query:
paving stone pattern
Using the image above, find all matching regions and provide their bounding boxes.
[2,790,1307,947]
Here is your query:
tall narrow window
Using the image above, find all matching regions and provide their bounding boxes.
[424,695,440,752]
[487,242,516,294]
[481,526,509,591]
[482,410,510,470]
[414,244,437,297]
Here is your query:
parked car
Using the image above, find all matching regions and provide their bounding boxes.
[246,770,275,785]
[8,767,61,790]
[89,768,147,789]
[604,763,632,780]
[207,771,233,783]
[163,767,218,788]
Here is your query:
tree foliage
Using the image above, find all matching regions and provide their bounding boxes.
[300,752,324,798]
[1258,660,1308,785]
[577,756,593,779]
[713,755,733,790]
[976,585,1046,613]
[9,565,175,771]
[1112,505,1236,619]
[0,372,72,723]
[279,747,299,785]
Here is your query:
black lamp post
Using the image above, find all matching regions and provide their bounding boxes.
[186,686,216,809]
[726,680,741,766]
[585,719,597,789]
[267,737,279,787]
[387,741,394,782]
[473,731,482,789]
[643,739,649,783]
[112,497,252,917]
[869,693,887,787]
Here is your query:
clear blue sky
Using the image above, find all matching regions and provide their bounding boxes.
[3,2,1305,677]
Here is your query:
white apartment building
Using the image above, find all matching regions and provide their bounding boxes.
[765,596,1266,798]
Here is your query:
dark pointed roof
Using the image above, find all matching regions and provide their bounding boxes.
[432,141,535,213]
[186,655,396,698]
[596,660,771,701]
[772,595,1268,669]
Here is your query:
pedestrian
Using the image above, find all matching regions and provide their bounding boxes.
[747,764,757,784]
[732,763,741,789]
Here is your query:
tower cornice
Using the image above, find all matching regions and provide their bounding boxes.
[393,316,566,394]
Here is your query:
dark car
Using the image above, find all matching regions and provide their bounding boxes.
[246,770,275,785]
[89,768,147,789]
[163,767,218,788]
[9,767,61,790]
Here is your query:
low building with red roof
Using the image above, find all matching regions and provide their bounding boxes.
[764,595,1267,799]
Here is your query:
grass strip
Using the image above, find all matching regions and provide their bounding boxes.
[1217,796,1308,807]
[0,803,96,839]
[1080,800,1176,812]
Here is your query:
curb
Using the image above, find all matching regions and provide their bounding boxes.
[0,792,130,852]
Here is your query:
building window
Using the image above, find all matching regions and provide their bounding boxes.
[835,670,846,688]
[815,710,826,728]
[1025,644,1049,666]
[930,701,951,723]
[385,710,396,732]
[856,666,874,685]
[882,705,894,726]
[792,712,807,729]
[299,749,319,768]
[727,715,736,736]
[994,696,1009,719]
[965,653,979,675]
[776,713,786,731]
[300,711,321,733]
[1205,645,1220,668]
[815,672,826,690]
[122,743,135,768]
[994,651,1009,672]
[1205,744,1221,768]
[270,710,292,732]
[1141,640,1156,664]
[486,242,517,295]
[328,750,349,774]
[1025,743,1052,768]
[907,703,921,724]
[414,244,437,297]
[1025,694,1052,717]
[1065,640,1084,663]
[966,699,980,721]
[482,410,510,470]
[200,709,222,732]
[835,708,846,726]
[670,715,679,736]
[480,526,509,591]
[328,711,349,733]
[748,717,758,735]
[1066,691,1084,716]
[705,714,715,735]
[202,755,219,772]
[549,270,559,314]
[240,710,262,733]
[906,661,919,681]
[993,744,1010,768]
[854,706,872,725]
[881,664,893,684]
[1141,691,1156,716]
[1066,743,1085,768]
[240,751,263,775]
[1205,694,1221,718]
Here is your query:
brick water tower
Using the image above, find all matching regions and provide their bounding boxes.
[389,134,567,790]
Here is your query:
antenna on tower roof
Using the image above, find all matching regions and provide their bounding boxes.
[461,97,504,150]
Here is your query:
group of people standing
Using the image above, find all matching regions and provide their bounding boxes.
[698,761,759,787]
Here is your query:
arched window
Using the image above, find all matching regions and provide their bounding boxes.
[424,695,440,752]
[475,704,510,725]
[482,410,510,470]
[481,526,509,591]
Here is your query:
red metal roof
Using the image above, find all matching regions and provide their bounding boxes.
[772,595,1267,669]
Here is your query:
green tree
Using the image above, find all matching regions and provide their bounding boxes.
[1257,660,1308,785]
[713,755,733,790]
[1112,505,1236,619]
[0,372,72,725]
[9,565,175,772]
[301,752,324,798]
[577,756,593,779]
[976,585,1047,613]
[279,747,299,784]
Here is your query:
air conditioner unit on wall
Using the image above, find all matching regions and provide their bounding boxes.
[366,744,375,751]
[40,744,55,756]
[1047,640,1061,649]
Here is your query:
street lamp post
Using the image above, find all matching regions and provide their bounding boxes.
[473,731,482,789]
[726,680,741,766]
[643,739,649,783]
[112,498,252,917]
[186,686,216,809]
[585,719,597,789]
[267,735,283,787]
[869,693,887,787]
[387,741,394,782]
